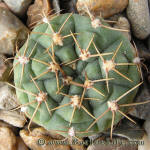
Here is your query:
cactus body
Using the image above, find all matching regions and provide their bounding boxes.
[13,14,140,138]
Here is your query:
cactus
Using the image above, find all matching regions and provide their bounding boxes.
[10,13,143,140]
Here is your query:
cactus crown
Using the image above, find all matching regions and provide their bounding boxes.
[12,13,141,139]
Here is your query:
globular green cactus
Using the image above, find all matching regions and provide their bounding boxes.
[11,13,142,139]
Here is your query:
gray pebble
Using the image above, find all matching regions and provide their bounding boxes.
[127,0,150,39]
[0,55,12,82]
[113,16,131,41]
[3,0,32,17]
[0,7,28,55]
[112,119,144,140]
[0,82,18,110]
[129,82,150,119]
[144,120,150,140]
[0,110,26,128]
[0,82,27,128]
[87,138,138,150]
[53,0,60,14]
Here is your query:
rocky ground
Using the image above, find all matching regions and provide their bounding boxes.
[0,0,150,150]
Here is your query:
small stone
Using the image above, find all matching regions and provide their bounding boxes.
[0,7,29,55]
[0,2,9,9]
[3,0,32,17]
[0,120,18,135]
[0,126,17,150]
[0,110,26,127]
[112,119,144,140]
[138,134,150,150]
[20,127,71,150]
[27,0,52,29]
[129,82,150,120]
[0,55,13,81]
[53,0,60,14]
[16,137,29,150]
[127,0,150,39]
[108,13,124,22]
[76,0,128,18]
[133,39,150,60]
[87,137,137,150]
[24,125,64,140]
[0,82,18,110]
[113,16,131,41]
[144,120,150,140]
[71,144,86,150]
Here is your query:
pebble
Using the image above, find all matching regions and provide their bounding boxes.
[129,82,150,120]
[16,137,29,150]
[0,120,18,135]
[0,7,29,55]
[53,0,60,14]
[20,127,71,150]
[127,0,150,39]
[3,0,32,17]
[0,82,18,110]
[71,144,86,150]
[76,0,128,18]
[87,137,137,150]
[0,110,26,128]
[113,16,131,41]
[144,120,150,140]
[0,2,9,9]
[0,126,17,150]
[112,119,144,140]
[0,122,28,150]
[133,39,150,59]
[27,0,52,29]
[138,134,150,150]
[0,55,12,81]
